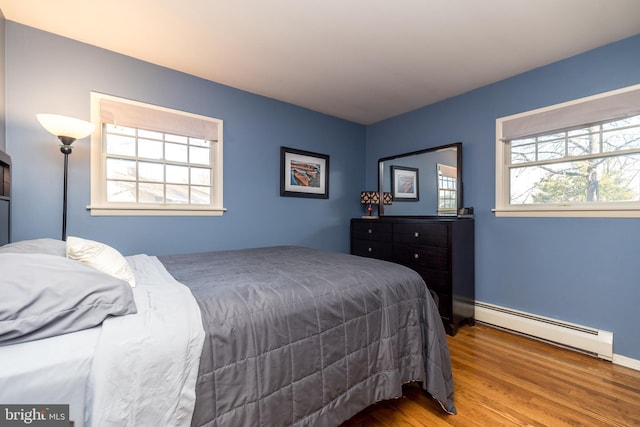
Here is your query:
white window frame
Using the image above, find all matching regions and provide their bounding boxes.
[88,92,225,216]
[495,84,640,218]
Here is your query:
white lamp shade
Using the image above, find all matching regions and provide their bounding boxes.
[37,114,95,140]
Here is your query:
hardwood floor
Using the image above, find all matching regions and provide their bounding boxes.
[340,323,640,426]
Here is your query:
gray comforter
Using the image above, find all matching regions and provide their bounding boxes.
[159,246,456,427]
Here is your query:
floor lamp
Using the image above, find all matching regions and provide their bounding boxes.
[36,114,95,241]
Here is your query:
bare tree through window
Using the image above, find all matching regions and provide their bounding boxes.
[508,115,640,205]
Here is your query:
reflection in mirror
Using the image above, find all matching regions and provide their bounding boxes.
[437,163,457,215]
[378,142,462,216]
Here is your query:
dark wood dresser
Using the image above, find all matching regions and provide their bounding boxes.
[351,217,474,336]
[0,150,10,246]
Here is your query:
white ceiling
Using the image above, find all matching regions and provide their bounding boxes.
[1,0,640,124]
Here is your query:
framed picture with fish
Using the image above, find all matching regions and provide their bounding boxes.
[280,146,329,198]
[391,165,419,201]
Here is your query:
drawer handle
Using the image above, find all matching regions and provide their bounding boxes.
[414,232,419,238]
[414,253,419,259]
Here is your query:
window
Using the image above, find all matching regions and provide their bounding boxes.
[89,93,224,216]
[437,163,457,215]
[495,84,640,217]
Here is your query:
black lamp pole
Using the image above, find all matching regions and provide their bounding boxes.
[37,113,95,241]
[59,136,76,241]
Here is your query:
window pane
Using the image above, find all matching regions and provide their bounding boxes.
[510,137,536,147]
[139,182,164,203]
[106,158,136,181]
[190,138,210,148]
[191,167,210,186]
[106,134,136,156]
[107,180,136,202]
[138,138,163,159]
[602,115,640,130]
[510,141,536,164]
[537,139,565,161]
[138,129,163,140]
[166,165,189,184]
[106,124,136,136]
[567,134,600,156]
[439,190,456,208]
[166,133,188,144]
[166,184,189,204]
[537,132,565,142]
[191,186,211,204]
[166,143,188,162]
[139,161,164,182]
[509,153,640,204]
[190,146,210,165]
[602,127,640,152]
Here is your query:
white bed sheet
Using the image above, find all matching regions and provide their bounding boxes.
[87,254,205,427]
[0,325,101,427]
[0,254,205,427]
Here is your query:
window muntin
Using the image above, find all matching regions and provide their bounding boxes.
[89,92,224,216]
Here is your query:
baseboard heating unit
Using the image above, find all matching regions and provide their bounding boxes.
[474,301,613,361]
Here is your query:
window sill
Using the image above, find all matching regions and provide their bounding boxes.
[492,206,640,218]
[87,205,227,217]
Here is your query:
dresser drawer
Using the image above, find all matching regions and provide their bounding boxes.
[393,244,448,270]
[351,239,393,260]
[351,221,393,242]
[393,222,448,247]
[413,268,450,293]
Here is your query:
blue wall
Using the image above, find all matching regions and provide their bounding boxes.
[5,22,365,255]
[366,34,640,360]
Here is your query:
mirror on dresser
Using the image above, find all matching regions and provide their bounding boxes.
[378,142,462,216]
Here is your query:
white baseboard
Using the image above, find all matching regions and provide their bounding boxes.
[475,301,613,361]
[612,354,640,371]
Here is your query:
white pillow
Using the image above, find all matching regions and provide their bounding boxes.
[66,236,136,287]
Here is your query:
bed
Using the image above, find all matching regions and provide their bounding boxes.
[0,149,456,427]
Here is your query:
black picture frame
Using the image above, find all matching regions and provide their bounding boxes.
[280,146,329,199]
[391,165,419,201]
